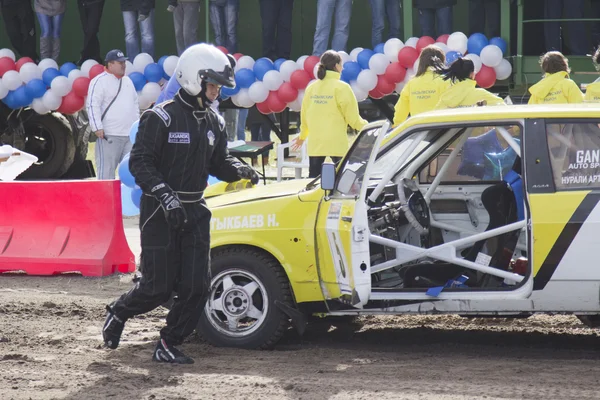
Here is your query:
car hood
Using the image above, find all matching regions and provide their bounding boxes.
[206,179,313,208]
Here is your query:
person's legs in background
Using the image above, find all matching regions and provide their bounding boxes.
[331,0,352,52]
[563,0,587,55]
[312,0,335,55]
[544,0,563,52]
[223,108,238,141]
[237,108,249,140]
[435,6,453,36]
[225,0,239,53]
[418,8,435,37]
[275,0,294,59]
[139,9,155,57]
[37,13,52,59]
[259,0,277,60]
[51,13,64,60]
[209,1,225,48]
[182,3,199,51]
[468,0,485,35]
[173,3,185,55]
[308,156,326,178]
[484,0,500,38]
[369,0,385,48]
[385,0,401,41]
[122,11,140,59]
[78,0,105,64]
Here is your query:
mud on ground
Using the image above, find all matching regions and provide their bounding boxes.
[1,274,600,400]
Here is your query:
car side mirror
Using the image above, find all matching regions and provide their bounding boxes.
[321,162,336,191]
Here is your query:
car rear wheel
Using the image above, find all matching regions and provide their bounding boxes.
[198,247,292,349]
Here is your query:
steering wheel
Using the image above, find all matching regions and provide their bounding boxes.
[397,178,430,235]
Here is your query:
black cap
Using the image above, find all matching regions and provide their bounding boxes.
[105,49,127,63]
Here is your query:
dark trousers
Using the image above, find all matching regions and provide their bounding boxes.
[544,0,588,55]
[0,2,38,61]
[309,156,341,178]
[592,0,600,51]
[77,0,105,64]
[468,0,500,38]
[418,6,453,38]
[111,196,212,346]
[258,0,294,60]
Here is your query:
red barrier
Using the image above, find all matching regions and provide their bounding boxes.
[0,180,135,276]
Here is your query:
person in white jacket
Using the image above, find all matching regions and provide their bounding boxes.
[86,49,140,179]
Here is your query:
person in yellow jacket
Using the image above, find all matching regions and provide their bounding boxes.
[393,45,450,126]
[528,51,584,104]
[434,57,505,109]
[293,50,368,178]
[585,47,600,102]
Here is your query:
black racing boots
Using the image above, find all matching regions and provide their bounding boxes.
[152,338,194,364]
[102,305,126,349]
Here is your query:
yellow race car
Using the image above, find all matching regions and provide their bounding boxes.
[200,104,600,349]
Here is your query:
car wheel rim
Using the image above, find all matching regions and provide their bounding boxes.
[205,269,269,338]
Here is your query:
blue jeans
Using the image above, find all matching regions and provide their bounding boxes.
[209,0,239,53]
[312,0,353,56]
[237,108,248,140]
[122,9,155,59]
[36,12,63,38]
[368,0,401,48]
[418,6,453,38]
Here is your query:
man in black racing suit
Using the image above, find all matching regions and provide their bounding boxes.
[102,43,259,364]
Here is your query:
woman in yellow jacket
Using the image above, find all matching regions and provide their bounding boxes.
[528,51,583,104]
[585,48,600,102]
[434,57,505,109]
[393,45,450,127]
[293,50,368,178]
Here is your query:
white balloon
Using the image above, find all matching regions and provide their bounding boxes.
[395,82,405,93]
[338,51,351,65]
[384,38,404,63]
[68,69,84,83]
[0,48,16,61]
[2,70,22,91]
[50,75,71,97]
[19,63,41,83]
[248,81,269,103]
[125,60,134,76]
[350,48,363,61]
[279,60,299,82]
[405,37,419,49]
[447,32,468,54]
[138,92,152,110]
[142,82,162,102]
[287,97,302,112]
[0,81,7,99]
[404,68,416,83]
[163,56,179,77]
[81,59,98,77]
[38,58,58,74]
[133,53,154,73]
[296,55,308,70]
[236,55,255,72]
[42,89,62,110]
[464,53,483,74]
[350,80,368,102]
[356,69,378,92]
[233,88,254,108]
[369,53,390,75]
[31,98,49,114]
[434,42,449,53]
[494,58,512,80]
[263,70,283,91]
[313,63,320,80]
[480,45,503,68]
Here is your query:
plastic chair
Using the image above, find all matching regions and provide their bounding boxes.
[276,139,309,182]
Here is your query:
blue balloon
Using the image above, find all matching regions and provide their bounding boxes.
[118,154,136,188]
[341,61,361,82]
[221,85,240,98]
[235,68,256,88]
[129,72,147,91]
[446,51,463,65]
[489,37,507,55]
[121,184,140,217]
[207,175,221,185]
[467,33,489,56]
[457,129,503,179]
[42,67,60,87]
[13,86,32,108]
[131,186,142,208]
[357,49,374,69]
[25,79,47,99]
[374,43,385,54]
[129,119,139,143]
[274,58,286,71]
[144,63,163,83]
[253,58,274,81]
[483,145,519,180]
[157,55,168,68]
[2,90,17,109]
[59,62,77,77]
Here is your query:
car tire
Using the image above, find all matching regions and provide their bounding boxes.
[197,247,292,349]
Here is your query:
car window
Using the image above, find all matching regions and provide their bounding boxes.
[419,125,522,184]
[546,122,600,190]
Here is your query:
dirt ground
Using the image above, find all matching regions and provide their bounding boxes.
[2,274,600,400]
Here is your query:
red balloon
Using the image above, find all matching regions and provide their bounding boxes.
[290,69,311,91]
[216,46,229,55]
[385,62,406,84]
[277,82,298,103]
[0,57,16,77]
[397,47,419,69]
[59,91,85,114]
[73,77,91,97]
[266,91,286,113]
[436,34,450,44]
[369,89,384,99]
[89,64,105,79]
[303,55,320,79]
[475,65,497,89]
[256,101,272,115]
[416,36,436,53]
[15,57,34,72]
[233,53,243,60]
[375,75,395,95]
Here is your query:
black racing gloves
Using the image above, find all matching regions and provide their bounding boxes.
[151,183,188,230]
[237,165,260,185]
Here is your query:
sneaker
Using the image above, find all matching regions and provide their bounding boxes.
[152,338,194,364]
[102,305,125,349]
[167,4,176,12]
[137,13,148,22]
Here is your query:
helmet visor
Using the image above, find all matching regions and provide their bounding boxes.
[199,66,236,88]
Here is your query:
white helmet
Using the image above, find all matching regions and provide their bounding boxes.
[175,43,235,97]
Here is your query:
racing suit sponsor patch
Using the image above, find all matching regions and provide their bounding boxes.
[207,130,215,146]
[168,132,191,144]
